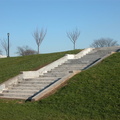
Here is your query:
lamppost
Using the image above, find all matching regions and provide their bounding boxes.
[7,33,10,57]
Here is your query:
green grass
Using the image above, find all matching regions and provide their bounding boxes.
[0,49,80,84]
[0,51,120,120]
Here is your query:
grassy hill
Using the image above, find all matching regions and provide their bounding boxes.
[0,50,120,120]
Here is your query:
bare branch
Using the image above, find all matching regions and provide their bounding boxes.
[67,28,80,50]
[33,28,47,54]
[1,39,8,56]
[16,46,37,56]
[33,28,39,46]
[90,38,119,48]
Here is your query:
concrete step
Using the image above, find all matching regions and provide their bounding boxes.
[56,67,87,71]
[0,95,29,100]
[42,73,66,77]
[56,66,88,70]
[52,66,86,71]
[75,54,100,59]
[47,70,68,73]
[50,69,81,73]
[57,64,86,68]
[0,93,32,98]
[79,57,100,62]
[20,80,55,84]
[9,86,44,90]
[63,62,89,65]
[3,89,38,94]
[15,83,51,87]
[58,64,87,67]
[64,60,91,64]
[24,77,57,81]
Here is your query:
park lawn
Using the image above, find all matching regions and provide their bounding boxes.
[0,51,119,120]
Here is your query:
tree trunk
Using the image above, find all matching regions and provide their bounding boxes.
[74,42,76,50]
[38,45,40,54]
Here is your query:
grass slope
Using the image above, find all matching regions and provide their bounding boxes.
[0,49,80,84]
[0,52,120,120]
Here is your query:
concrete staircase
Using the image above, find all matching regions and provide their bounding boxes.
[0,46,120,101]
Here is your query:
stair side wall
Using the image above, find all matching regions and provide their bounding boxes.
[0,74,23,93]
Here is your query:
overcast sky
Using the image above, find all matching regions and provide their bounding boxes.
[0,0,120,56]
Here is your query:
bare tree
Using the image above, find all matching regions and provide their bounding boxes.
[1,39,8,56]
[67,28,80,50]
[90,38,119,48]
[17,46,37,56]
[33,28,47,54]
